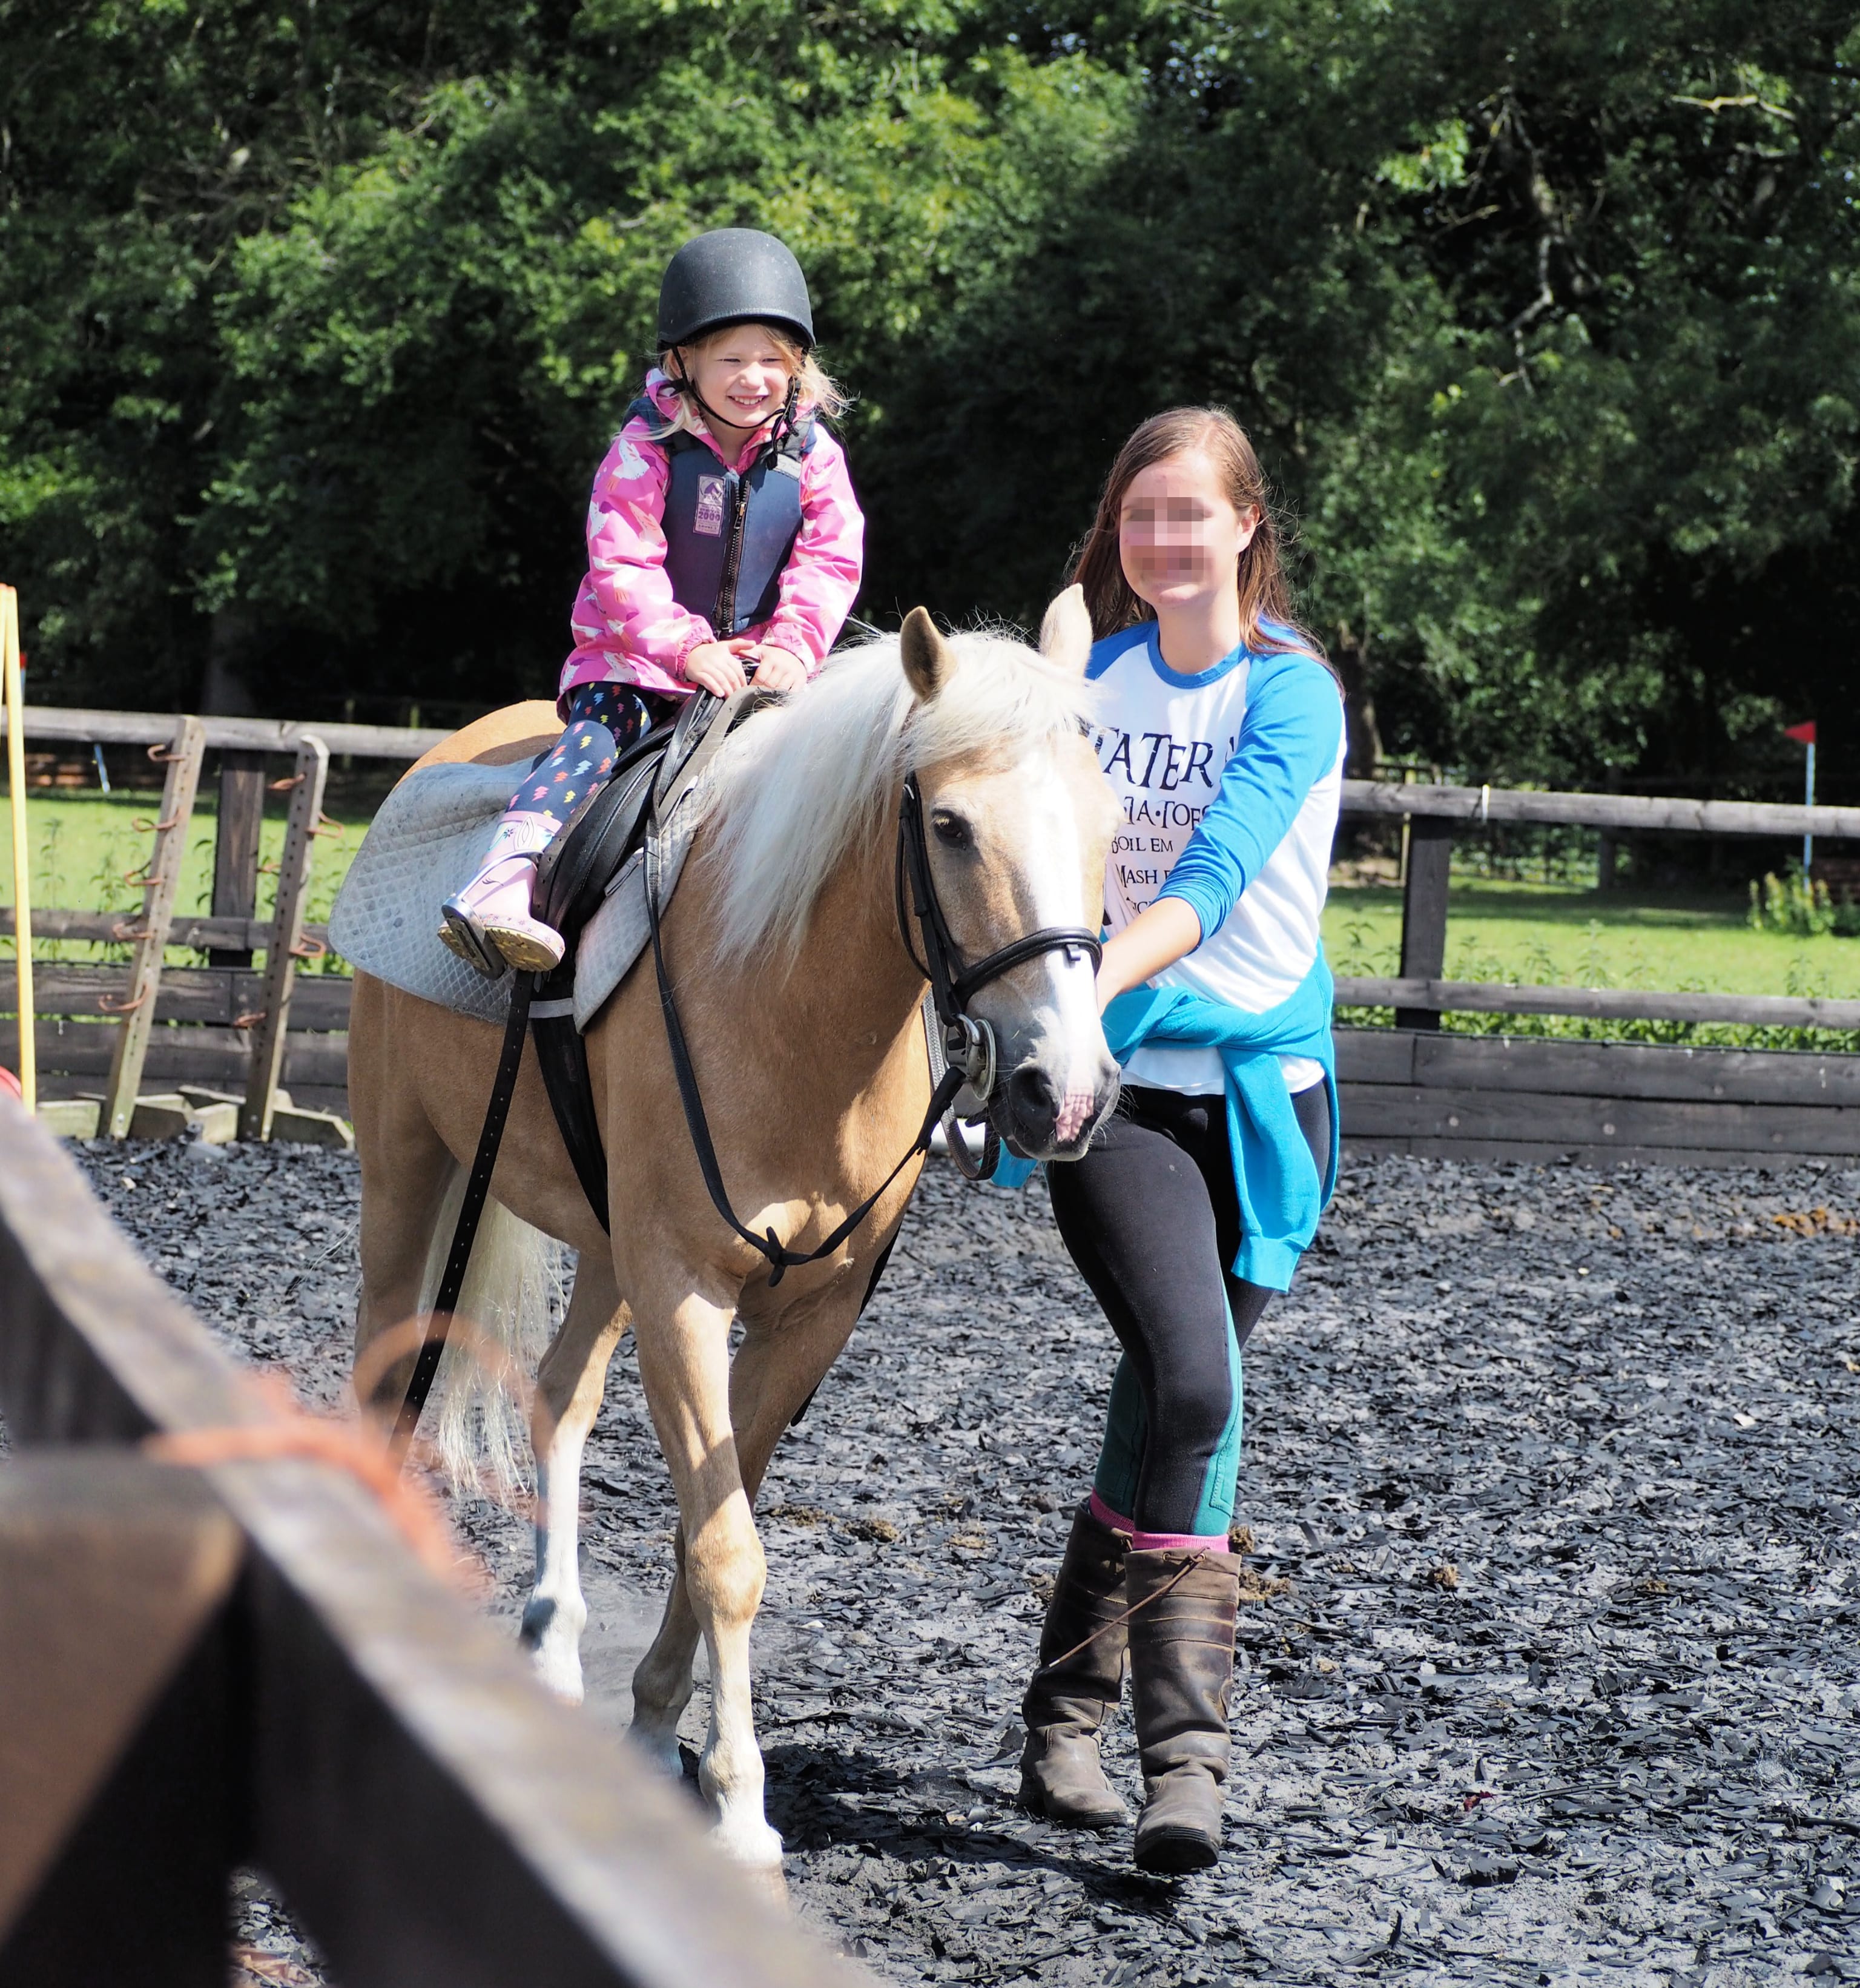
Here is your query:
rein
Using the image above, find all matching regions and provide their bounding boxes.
[391,708,1103,1446]
[648,767,1100,1288]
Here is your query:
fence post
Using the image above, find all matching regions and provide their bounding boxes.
[208,750,268,968]
[1394,814,1453,1031]
[240,736,328,1141]
[102,717,205,1137]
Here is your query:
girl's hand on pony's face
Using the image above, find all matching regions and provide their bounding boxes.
[1118,452,1259,616]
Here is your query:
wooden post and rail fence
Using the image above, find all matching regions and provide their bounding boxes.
[5,707,1860,1164]
[0,705,448,1141]
[0,1098,863,1988]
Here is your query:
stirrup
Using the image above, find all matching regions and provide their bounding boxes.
[438,901,507,980]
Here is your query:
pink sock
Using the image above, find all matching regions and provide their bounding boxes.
[1089,1491,1133,1534]
[1130,1528,1230,1553]
[1089,1491,1225,1553]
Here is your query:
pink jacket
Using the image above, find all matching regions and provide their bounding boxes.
[560,370,865,705]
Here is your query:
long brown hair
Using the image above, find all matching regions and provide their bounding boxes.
[1068,406,1321,658]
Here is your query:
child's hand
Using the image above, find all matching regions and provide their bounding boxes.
[743,643,809,693]
[684,642,749,696]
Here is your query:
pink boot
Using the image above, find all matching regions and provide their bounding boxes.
[438,811,566,977]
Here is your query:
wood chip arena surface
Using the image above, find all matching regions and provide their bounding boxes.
[52,1141,1860,1987]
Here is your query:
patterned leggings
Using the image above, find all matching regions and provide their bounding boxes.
[515,684,680,830]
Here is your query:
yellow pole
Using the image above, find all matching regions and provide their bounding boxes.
[2,585,36,1114]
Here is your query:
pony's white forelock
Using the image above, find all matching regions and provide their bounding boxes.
[702,628,1095,971]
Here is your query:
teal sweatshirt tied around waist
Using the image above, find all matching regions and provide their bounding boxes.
[993,953,1338,1291]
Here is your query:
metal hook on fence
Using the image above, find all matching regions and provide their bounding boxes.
[98,991,149,1015]
[129,813,182,836]
[269,773,305,793]
[109,920,150,943]
[290,936,327,962]
[232,1008,267,1030]
[145,742,182,764]
[311,813,346,841]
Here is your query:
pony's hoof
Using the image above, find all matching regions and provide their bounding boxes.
[625,1719,685,1778]
[730,1857,790,1913]
[711,1814,787,1884]
[529,1646,584,1705]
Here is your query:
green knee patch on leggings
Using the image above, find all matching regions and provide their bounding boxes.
[1091,1306,1244,1535]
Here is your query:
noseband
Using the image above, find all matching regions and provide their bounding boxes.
[895,772,1102,1106]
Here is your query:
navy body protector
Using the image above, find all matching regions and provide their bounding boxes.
[625,396,816,639]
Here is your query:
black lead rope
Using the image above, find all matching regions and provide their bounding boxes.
[644,786,968,1287]
[392,968,535,1447]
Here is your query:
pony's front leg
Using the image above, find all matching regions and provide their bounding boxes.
[521,1253,626,1702]
[632,1277,780,1871]
[630,1276,869,1777]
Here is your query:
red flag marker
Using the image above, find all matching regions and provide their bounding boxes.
[1784,721,1817,745]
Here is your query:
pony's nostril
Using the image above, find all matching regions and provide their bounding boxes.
[1008,1064,1057,1124]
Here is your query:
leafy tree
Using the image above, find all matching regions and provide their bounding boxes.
[4,0,1859,802]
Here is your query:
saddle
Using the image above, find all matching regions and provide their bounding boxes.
[525,684,771,1230]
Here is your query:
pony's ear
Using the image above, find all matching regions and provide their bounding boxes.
[1038,584,1092,677]
[901,607,954,702]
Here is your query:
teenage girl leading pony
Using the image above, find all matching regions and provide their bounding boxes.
[1017,408,1344,1875]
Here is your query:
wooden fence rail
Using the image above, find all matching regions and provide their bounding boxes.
[1336,776,1860,1034]
[0,1098,862,1988]
[9,705,1860,1158]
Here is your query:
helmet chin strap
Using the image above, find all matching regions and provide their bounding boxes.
[668,353,798,459]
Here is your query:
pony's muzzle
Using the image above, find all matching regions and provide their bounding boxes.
[1000,1052,1120,1160]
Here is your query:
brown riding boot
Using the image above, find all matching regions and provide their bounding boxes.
[1018,1502,1132,1829]
[1125,1547,1242,1875]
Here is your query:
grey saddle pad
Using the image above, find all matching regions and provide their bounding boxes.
[329,753,713,1031]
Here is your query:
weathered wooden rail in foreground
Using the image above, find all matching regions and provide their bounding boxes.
[0,1098,862,1988]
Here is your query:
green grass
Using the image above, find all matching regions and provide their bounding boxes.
[1323,877,1860,1051]
[1,787,370,969]
[1324,877,1860,996]
[6,792,1859,1049]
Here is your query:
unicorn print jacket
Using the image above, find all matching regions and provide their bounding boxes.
[559,369,865,709]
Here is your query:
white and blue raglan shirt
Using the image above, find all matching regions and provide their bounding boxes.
[1086,619,1346,1096]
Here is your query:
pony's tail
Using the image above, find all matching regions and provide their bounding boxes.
[414,1163,569,1501]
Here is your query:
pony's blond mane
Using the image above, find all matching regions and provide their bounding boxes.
[703,629,1094,970]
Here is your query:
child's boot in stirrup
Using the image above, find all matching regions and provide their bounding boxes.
[439,814,565,977]
[1018,1501,1131,1829]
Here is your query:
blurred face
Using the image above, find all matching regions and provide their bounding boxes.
[679,325,793,432]
[1118,451,1259,614]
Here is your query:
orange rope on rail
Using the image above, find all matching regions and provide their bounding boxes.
[144,1367,470,1589]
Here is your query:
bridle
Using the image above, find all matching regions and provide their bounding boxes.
[894,771,1101,1117]
[647,751,1101,1285]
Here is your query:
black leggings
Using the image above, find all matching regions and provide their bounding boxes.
[1046,1082,1330,1537]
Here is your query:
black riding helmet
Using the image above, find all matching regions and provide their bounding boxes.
[656,229,814,352]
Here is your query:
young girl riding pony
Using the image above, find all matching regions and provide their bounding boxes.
[1017,408,1344,1876]
[440,228,864,976]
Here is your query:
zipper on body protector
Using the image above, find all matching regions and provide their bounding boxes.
[624,397,815,638]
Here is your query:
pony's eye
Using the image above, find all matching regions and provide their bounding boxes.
[931,811,973,850]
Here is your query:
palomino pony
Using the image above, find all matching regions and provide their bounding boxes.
[348,594,1120,1879]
